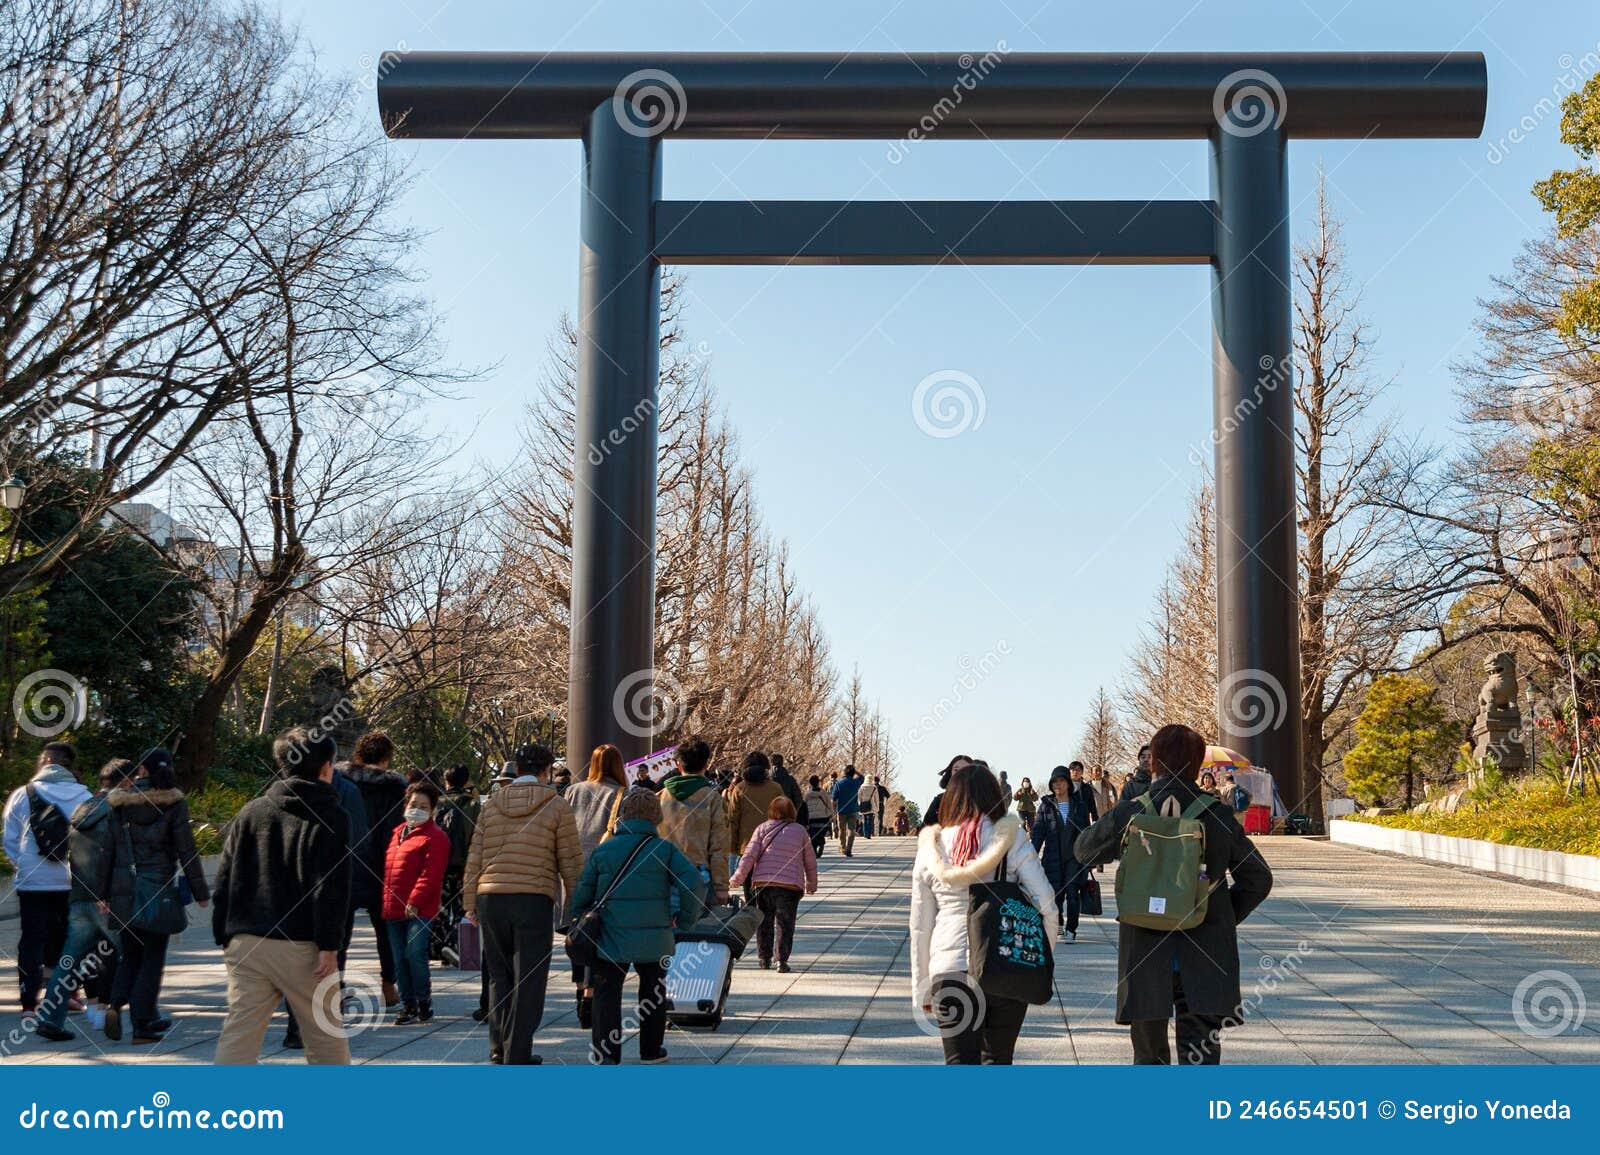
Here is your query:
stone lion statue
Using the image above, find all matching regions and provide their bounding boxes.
[1477,651,1518,715]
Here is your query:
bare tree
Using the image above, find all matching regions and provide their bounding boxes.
[1075,686,1126,775]
[1292,174,1413,824]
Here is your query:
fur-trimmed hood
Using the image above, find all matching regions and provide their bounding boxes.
[338,761,405,789]
[107,784,184,809]
[918,813,1022,885]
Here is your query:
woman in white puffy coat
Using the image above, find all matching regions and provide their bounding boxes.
[910,760,1059,1064]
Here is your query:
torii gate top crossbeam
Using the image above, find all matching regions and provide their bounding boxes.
[377,51,1486,141]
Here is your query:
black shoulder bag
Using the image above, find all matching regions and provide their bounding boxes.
[565,834,656,968]
[967,846,1054,1005]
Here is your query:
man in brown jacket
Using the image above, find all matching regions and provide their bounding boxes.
[464,743,580,1065]
[658,737,730,906]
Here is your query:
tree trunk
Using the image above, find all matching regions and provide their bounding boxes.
[256,611,285,734]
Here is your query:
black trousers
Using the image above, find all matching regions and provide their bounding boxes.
[1129,972,1227,1064]
[589,958,666,1065]
[754,886,800,962]
[1054,853,1086,935]
[478,892,554,1065]
[110,926,170,1023]
[806,820,829,857]
[933,976,1028,1065]
[16,890,69,1008]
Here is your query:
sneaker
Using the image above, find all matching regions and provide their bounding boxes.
[145,1017,172,1033]
[1067,931,1077,943]
[131,1021,167,1045]
[777,961,792,974]
[641,1051,669,1065]
[35,1022,76,1042]
[103,1008,122,1042]
[471,1006,488,1023]
[758,958,772,970]
[416,1000,434,1024]
[393,1003,420,1026]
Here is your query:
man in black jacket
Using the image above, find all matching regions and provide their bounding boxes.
[1031,763,1098,943]
[213,727,352,1064]
[1119,744,1153,802]
[338,730,407,1007]
[1075,724,1272,1065]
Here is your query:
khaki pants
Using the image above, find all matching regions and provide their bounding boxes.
[215,936,350,1065]
[838,812,857,855]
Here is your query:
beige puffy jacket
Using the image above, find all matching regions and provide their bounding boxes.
[658,778,730,895]
[463,780,582,913]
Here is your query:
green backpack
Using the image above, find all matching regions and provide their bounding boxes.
[1114,792,1219,932]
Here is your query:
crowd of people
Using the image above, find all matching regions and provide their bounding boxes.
[6,721,1271,1068]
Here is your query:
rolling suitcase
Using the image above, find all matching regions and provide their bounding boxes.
[664,936,734,1030]
[456,917,481,971]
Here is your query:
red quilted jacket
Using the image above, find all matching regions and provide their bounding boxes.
[381,820,451,921]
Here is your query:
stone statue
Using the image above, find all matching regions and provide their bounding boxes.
[301,664,367,758]
[1471,650,1526,773]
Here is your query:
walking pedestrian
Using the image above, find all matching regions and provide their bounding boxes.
[381,781,451,1025]
[921,755,972,828]
[858,771,879,838]
[801,774,835,857]
[874,776,891,837]
[566,744,629,862]
[464,743,581,1065]
[726,752,785,878]
[569,788,705,1065]
[105,748,210,1043]
[4,743,92,1015]
[432,765,479,961]
[829,764,865,856]
[729,797,817,972]
[339,731,408,1009]
[769,753,807,820]
[1092,767,1119,816]
[34,758,136,1042]
[213,728,352,1064]
[1074,724,1273,1064]
[1030,763,1097,944]
[658,737,730,906]
[1119,744,1153,803]
[997,770,1013,811]
[1013,776,1038,832]
[910,760,1057,1064]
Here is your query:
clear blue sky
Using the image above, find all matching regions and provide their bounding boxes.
[278,0,1593,804]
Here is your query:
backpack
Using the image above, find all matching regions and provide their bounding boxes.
[25,786,72,863]
[1114,792,1219,932]
[1228,785,1252,813]
[434,794,478,873]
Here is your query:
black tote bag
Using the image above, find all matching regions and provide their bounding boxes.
[966,854,1054,1005]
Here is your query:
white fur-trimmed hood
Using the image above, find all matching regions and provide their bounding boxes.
[918,813,1022,885]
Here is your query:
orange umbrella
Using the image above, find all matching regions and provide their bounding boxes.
[1202,744,1251,770]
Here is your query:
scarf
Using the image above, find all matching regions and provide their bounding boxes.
[949,815,984,866]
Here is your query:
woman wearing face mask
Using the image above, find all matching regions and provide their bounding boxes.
[381,782,452,1025]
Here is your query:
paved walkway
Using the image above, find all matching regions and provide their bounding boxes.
[3,834,1598,1064]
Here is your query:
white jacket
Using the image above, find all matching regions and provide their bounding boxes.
[3,764,93,892]
[909,812,1059,1009]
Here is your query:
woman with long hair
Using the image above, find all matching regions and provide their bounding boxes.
[566,744,630,862]
[563,744,631,1026]
[910,759,1057,1064]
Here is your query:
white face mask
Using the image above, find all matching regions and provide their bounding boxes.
[404,807,430,826]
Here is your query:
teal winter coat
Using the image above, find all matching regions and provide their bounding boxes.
[569,818,707,965]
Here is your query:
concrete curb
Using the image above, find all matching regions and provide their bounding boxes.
[1330,819,1600,894]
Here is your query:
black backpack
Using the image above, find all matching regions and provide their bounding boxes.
[25,786,72,862]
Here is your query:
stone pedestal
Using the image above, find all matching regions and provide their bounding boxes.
[1471,711,1527,772]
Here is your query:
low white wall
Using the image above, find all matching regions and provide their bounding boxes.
[1329,819,1600,894]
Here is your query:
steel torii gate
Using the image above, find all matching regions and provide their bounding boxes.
[378,52,1486,810]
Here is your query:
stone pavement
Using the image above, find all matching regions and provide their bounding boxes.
[3,833,1598,1064]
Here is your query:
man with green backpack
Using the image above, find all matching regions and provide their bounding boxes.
[1074,723,1273,1065]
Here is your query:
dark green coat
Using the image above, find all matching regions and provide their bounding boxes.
[1074,775,1272,1024]
[569,818,707,965]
